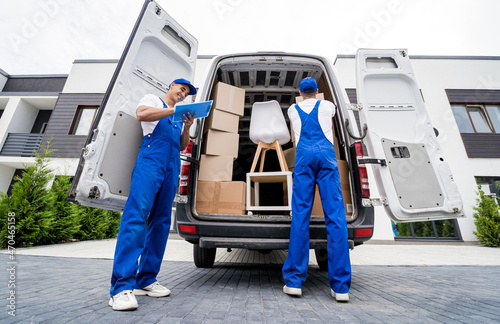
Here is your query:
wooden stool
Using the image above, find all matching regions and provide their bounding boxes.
[250,140,288,173]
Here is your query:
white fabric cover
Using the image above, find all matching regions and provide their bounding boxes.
[249,100,291,145]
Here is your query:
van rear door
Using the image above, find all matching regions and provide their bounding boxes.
[68,0,198,211]
[355,48,463,222]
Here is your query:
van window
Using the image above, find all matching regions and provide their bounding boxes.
[161,24,191,57]
[366,57,398,69]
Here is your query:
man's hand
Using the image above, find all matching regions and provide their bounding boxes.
[180,111,196,151]
[181,111,196,128]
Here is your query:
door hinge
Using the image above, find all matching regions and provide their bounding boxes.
[358,158,387,167]
[362,198,388,207]
[88,186,101,199]
[347,103,362,111]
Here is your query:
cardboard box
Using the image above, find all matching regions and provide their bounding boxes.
[311,160,352,216]
[202,129,239,159]
[211,82,245,116]
[196,181,218,214]
[218,182,246,214]
[196,181,246,215]
[283,147,296,170]
[204,108,239,133]
[295,92,325,103]
[198,155,234,181]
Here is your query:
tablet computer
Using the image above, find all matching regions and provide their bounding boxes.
[173,100,213,122]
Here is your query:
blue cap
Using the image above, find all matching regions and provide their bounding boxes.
[172,78,197,95]
[300,77,318,93]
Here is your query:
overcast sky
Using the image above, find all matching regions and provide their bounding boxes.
[1,0,499,75]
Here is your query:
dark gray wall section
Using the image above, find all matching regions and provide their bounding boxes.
[3,77,67,92]
[461,133,500,158]
[446,89,500,104]
[40,93,104,158]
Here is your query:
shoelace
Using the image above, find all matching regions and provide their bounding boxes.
[150,282,165,290]
[119,290,133,300]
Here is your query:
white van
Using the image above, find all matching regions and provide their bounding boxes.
[68,0,463,268]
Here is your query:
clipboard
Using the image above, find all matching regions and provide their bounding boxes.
[173,100,213,122]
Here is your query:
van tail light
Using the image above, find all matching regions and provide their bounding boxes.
[354,142,371,198]
[356,228,373,237]
[178,141,193,196]
[179,224,197,234]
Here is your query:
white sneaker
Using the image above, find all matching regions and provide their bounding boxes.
[134,281,171,297]
[331,289,349,302]
[108,290,138,311]
[283,285,302,296]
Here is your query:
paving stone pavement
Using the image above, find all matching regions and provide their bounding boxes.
[0,250,499,324]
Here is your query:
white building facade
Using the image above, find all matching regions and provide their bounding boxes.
[1,55,499,243]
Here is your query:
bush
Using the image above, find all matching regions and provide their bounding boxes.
[473,187,500,247]
[75,206,121,241]
[0,142,121,248]
[47,176,80,243]
[0,151,54,247]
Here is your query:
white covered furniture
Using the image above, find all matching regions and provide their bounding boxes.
[247,100,292,214]
[248,100,291,172]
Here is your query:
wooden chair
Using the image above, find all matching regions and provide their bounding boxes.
[250,139,288,173]
[248,100,291,173]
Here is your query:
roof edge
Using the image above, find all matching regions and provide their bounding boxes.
[335,54,500,60]
[7,74,68,78]
[73,59,120,64]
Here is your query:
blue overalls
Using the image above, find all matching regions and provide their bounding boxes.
[110,98,182,297]
[282,100,351,294]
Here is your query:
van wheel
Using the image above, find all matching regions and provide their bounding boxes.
[193,244,216,268]
[314,248,328,271]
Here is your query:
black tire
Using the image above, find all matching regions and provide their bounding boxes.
[193,244,216,268]
[314,248,328,271]
[257,249,273,254]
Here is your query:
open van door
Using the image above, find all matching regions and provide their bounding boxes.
[68,0,198,211]
[355,48,463,222]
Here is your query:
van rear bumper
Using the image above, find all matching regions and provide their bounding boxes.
[199,237,355,250]
[175,201,374,249]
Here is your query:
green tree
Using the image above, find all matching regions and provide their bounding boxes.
[0,148,55,247]
[75,206,121,240]
[0,192,13,248]
[435,219,456,238]
[473,187,500,247]
[395,222,412,237]
[47,176,80,243]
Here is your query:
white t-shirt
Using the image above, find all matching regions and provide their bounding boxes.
[287,98,336,145]
[137,94,184,136]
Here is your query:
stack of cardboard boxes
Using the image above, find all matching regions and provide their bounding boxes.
[196,82,247,215]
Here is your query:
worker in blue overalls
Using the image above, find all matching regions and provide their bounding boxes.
[109,79,197,311]
[282,77,351,302]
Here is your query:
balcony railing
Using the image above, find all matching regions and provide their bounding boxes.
[0,133,44,157]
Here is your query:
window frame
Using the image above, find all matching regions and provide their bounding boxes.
[69,105,98,136]
[465,105,496,133]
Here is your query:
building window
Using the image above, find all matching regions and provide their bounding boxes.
[451,104,500,133]
[476,176,500,205]
[392,220,461,241]
[70,106,97,135]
